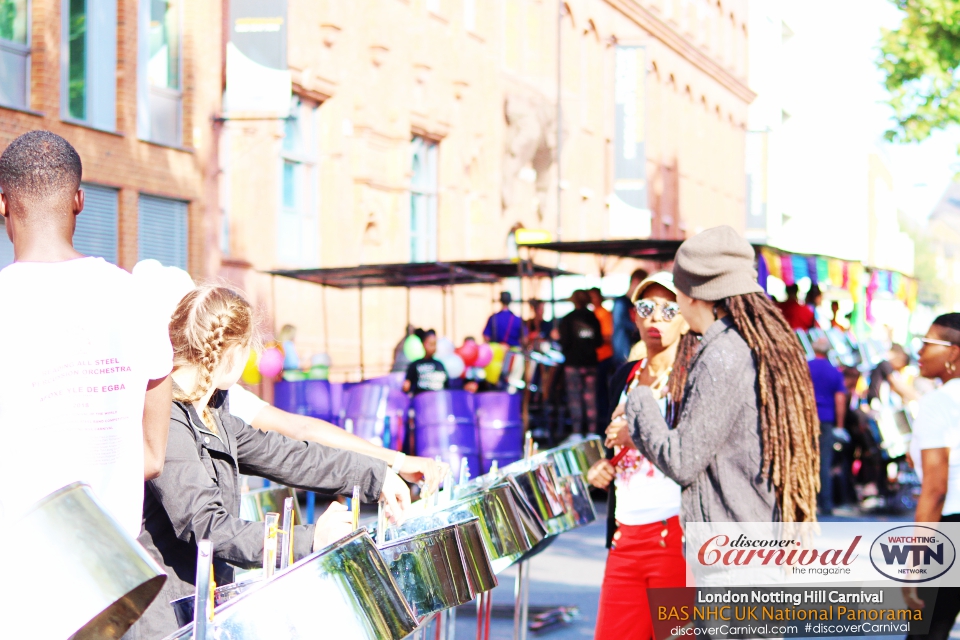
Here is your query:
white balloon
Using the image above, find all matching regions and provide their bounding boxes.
[435,337,456,359]
[442,354,465,378]
[312,353,331,367]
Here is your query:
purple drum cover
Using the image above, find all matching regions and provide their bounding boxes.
[412,390,476,427]
[413,391,480,470]
[273,380,305,415]
[365,372,406,390]
[329,382,345,422]
[303,379,334,422]
[475,392,523,473]
[340,384,407,451]
[474,392,521,425]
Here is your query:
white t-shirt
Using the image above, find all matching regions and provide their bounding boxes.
[909,378,960,517]
[0,257,172,536]
[614,368,681,525]
[228,385,269,425]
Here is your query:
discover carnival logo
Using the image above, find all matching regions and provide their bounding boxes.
[869,526,956,583]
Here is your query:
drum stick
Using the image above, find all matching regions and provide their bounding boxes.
[262,513,280,579]
[610,447,630,467]
[351,485,361,530]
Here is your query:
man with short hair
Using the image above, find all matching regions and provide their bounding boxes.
[403,329,449,396]
[559,290,603,439]
[0,131,173,537]
[483,291,522,347]
[612,268,648,366]
[807,336,846,515]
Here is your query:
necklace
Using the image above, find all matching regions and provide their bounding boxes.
[628,358,672,398]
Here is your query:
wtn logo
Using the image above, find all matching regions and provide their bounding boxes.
[870,526,956,583]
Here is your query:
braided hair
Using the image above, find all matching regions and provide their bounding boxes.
[169,286,257,414]
[720,292,820,524]
[665,331,700,428]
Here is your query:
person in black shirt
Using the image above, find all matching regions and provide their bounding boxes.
[559,290,603,438]
[403,329,449,395]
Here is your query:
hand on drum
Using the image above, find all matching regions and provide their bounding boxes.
[397,455,449,497]
[587,460,615,489]
[605,416,634,451]
[313,502,353,551]
[380,470,412,524]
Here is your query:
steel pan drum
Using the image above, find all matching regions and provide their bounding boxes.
[502,457,597,536]
[170,579,259,628]
[239,485,303,524]
[475,392,524,473]
[545,435,604,479]
[412,390,481,477]
[273,379,336,422]
[378,523,474,619]
[11,482,166,640]
[342,384,409,450]
[163,530,417,640]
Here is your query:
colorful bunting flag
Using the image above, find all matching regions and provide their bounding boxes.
[780,254,794,285]
[816,258,829,285]
[792,255,809,281]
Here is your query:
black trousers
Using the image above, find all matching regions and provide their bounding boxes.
[906,512,960,640]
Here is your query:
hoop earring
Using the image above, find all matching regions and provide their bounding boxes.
[948,361,957,374]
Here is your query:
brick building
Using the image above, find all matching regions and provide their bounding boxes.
[215,0,755,380]
[0,0,220,273]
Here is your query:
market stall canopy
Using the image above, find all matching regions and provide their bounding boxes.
[267,259,577,289]
[516,238,684,262]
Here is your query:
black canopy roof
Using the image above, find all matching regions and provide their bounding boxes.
[517,238,685,262]
[267,259,577,289]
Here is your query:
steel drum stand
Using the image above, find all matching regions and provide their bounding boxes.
[512,559,531,640]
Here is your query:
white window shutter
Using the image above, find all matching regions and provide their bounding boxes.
[75,183,119,263]
[138,194,188,269]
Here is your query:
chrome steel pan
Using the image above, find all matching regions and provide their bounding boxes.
[378,523,473,619]
[453,517,498,594]
[11,482,166,640]
[162,530,417,640]
[501,457,596,536]
[543,435,604,479]
[169,579,259,628]
[239,485,303,524]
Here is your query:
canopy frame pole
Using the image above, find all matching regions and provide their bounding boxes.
[322,284,330,354]
[406,287,411,330]
[449,266,456,344]
[359,283,365,380]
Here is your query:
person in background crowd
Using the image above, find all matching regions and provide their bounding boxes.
[805,284,825,328]
[902,313,960,639]
[628,226,821,526]
[483,291,523,347]
[404,329,449,395]
[391,324,419,373]
[778,283,816,330]
[587,272,695,640]
[807,336,847,516]
[612,269,649,366]
[0,131,173,538]
[134,262,449,495]
[830,301,847,330]
[277,324,300,372]
[867,343,919,404]
[524,299,555,344]
[589,287,615,428]
[559,290,603,439]
[129,286,410,639]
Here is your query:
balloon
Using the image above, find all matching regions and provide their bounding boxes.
[311,353,331,367]
[474,343,493,368]
[442,354,466,378]
[436,337,455,359]
[403,335,425,361]
[457,341,479,366]
[258,347,284,378]
[483,343,506,384]
[241,349,261,385]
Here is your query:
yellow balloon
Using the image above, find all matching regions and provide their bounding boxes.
[484,343,507,383]
[241,349,261,385]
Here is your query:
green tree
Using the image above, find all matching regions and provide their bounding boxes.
[878,0,960,143]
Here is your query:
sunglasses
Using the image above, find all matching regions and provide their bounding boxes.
[635,299,681,321]
[920,337,957,347]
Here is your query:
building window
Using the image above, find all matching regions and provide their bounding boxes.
[138,0,182,145]
[61,0,117,129]
[0,0,29,109]
[277,97,318,266]
[75,183,118,263]
[138,194,188,269]
[410,136,438,263]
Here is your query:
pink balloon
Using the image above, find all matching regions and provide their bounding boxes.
[258,347,285,378]
[457,341,479,366]
[474,343,493,368]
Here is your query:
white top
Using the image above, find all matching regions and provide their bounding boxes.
[228,385,269,425]
[614,363,681,525]
[910,377,960,517]
[0,258,172,536]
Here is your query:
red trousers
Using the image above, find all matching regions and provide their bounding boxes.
[595,516,687,640]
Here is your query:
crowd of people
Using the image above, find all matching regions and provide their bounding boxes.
[3,130,960,640]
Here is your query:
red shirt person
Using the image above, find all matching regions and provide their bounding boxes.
[778,283,815,330]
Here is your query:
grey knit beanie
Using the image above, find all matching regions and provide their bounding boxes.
[672,226,763,301]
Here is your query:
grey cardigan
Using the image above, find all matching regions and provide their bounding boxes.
[626,316,779,524]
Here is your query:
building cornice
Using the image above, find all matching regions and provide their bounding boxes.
[606,0,757,105]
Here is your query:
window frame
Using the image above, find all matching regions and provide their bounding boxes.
[277,96,319,267]
[137,0,183,145]
[409,135,439,263]
[0,0,31,110]
[60,0,117,130]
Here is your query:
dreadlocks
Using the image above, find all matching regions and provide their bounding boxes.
[719,292,821,524]
[665,331,700,428]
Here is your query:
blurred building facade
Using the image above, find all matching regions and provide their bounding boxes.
[217,0,755,379]
[926,182,960,311]
[0,0,220,273]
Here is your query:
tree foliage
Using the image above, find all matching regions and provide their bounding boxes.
[878,0,960,142]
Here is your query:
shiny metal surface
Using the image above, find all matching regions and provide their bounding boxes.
[452,517,498,594]
[544,435,604,479]
[162,530,417,640]
[239,485,303,524]
[501,456,597,537]
[11,482,166,640]
[378,523,474,619]
[169,580,260,628]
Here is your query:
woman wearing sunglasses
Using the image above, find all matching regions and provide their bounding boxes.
[626,226,820,529]
[587,271,698,640]
[902,314,960,639]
